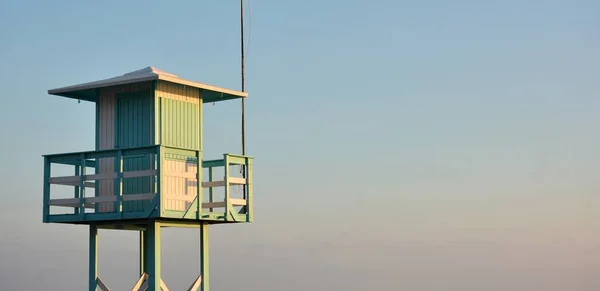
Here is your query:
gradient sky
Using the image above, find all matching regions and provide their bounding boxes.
[1,0,600,290]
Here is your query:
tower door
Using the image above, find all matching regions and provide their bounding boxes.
[116,92,154,212]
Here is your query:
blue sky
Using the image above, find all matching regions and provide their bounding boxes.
[1,0,600,290]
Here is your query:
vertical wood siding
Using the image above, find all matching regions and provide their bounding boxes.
[116,93,153,212]
[156,81,201,150]
[156,81,200,103]
[160,98,200,149]
[163,156,198,211]
[156,81,202,211]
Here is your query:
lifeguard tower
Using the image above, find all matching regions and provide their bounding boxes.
[42,66,253,291]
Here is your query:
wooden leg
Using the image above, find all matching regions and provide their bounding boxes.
[147,221,161,291]
[200,223,209,291]
[89,224,98,291]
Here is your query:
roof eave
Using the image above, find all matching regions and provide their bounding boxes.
[48,75,158,96]
[158,75,248,98]
[46,71,249,103]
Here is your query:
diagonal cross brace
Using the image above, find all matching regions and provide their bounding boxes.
[131,273,148,291]
[160,279,170,291]
[183,197,199,219]
[187,275,202,291]
[97,276,110,291]
[131,273,170,291]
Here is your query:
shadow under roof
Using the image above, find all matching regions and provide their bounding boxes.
[48,66,247,103]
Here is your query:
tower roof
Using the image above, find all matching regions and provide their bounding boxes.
[48,66,247,103]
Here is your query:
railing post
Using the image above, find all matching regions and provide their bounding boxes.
[224,154,230,221]
[208,167,214,213]
[115,150,123,216]
[43,157,51,223]
[196,150,202,219]
[246,157,253,222]
[158,146,164,217]
[79,153,86,219]
[74,165,81,215]
[153,148,158,209]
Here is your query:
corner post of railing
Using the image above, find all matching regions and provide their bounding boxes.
[43,157,51,223]
[79,153,86,219]
[115,149,123,217]
[224,154,230,221]
[153,147,158,206]
[157,146,164,217]
[74,164,81,215]
[246,157,253,222]
[208,166,214,213]
[196,150,202,219]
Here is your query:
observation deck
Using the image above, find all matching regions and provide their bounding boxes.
[43,145,253,225]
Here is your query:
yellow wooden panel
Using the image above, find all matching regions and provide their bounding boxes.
[163,158,198,211]
[156,81,200,104]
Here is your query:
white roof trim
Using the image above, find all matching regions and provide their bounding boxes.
[48,66,247,98]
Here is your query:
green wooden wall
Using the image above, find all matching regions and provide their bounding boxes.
[159,98,200,150]
[156,81,202,151]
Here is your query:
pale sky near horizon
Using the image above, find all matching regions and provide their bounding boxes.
[1,0,600,290]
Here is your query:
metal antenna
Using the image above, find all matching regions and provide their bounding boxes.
[241,0,246,156]
[240,0,247,201]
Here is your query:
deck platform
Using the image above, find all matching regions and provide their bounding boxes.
[43,145,253,225]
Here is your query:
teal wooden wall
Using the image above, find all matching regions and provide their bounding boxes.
[116,90,155,212]
[116,91,153,148]
[96,82,154,213]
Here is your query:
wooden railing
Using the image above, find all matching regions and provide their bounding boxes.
[202,154,253,222]
[43,146,160,222]
[42,145,253,223]
[160,147,253,222]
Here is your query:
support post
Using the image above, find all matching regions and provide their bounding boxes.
[147,221,161,291]
[200,223,209,291]
[89,224,98,291]
[139,230,147,276]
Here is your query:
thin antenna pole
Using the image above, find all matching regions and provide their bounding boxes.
[241,0,246,156]
[241,0,247,201]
